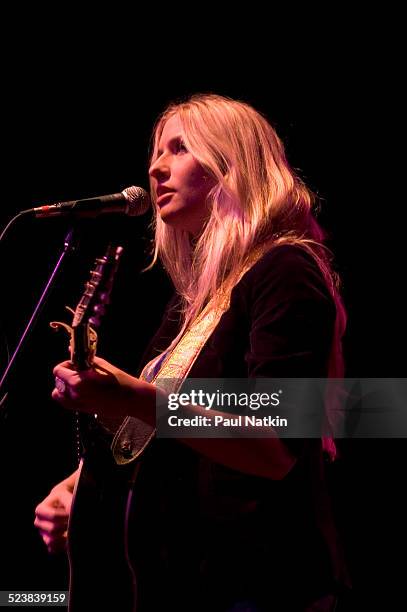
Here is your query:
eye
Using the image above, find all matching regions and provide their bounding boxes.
[175,138,188,154]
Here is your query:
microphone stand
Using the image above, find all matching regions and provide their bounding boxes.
[0,227,78,398]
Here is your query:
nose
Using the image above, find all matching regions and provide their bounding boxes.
[149,155,170,181]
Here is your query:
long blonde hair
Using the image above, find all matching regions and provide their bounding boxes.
[148,94,346,457]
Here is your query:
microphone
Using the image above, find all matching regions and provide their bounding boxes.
[22,186,150,218]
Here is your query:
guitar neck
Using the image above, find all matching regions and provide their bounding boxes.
[71,325,93,371]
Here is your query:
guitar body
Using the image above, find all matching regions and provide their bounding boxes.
[67,428,139,612]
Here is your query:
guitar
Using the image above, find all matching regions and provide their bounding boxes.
[51,244,139,611]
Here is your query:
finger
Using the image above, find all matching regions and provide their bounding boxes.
[51,389,83,409]
[36,520,68,536]
[34,514,69,531]
[40,532,52,547]
[52,362,76,378]
[52,388,69,403]
[39,531,67,553]
[35,504,71,522]
[34,511,69,529]
[92,356,112,369]
[52,388,61,402]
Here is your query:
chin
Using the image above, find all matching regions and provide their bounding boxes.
[159,205,184,227]
[158,202,207,235]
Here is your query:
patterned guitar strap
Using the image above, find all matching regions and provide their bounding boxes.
[111,296,229,465]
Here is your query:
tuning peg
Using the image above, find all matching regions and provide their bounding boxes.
[93,304,106,315]
[89,315,102,327]
[98,291,111,304]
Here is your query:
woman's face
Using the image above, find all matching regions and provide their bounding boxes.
[149,114,216,236]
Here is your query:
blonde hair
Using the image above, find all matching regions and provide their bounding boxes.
[148,94,346,457]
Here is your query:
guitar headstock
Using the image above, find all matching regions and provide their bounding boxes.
[66,244,123,370]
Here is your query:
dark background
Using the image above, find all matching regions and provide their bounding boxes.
[0,39,404,610]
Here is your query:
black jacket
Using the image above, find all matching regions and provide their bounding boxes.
[130,245,348,611]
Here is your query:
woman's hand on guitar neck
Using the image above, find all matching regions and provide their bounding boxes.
[34,469,79,554]
[52,356,158,426]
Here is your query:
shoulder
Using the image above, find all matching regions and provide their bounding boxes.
[238,243,334,305]
[247,243,323,278]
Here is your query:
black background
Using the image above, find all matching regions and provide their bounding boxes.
[0,31,404,610]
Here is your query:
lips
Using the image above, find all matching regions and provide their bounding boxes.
[156,187,175,206]
[156,186,175,198]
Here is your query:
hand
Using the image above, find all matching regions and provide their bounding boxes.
[34,480,73,554]
[52,356,157,424]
